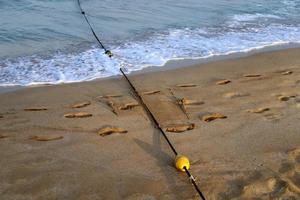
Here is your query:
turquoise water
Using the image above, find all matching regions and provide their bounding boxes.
[1,0,300,85]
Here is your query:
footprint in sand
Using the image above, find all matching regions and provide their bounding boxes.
[243,74,262,78]
[98,94,123,99]
[118,102,139,110]
[276,94,297,102]
[278,96,290,101]
[98,126,127,137]
[247,107,270,114]
[64,112,92,118]
[165,123,195,133]
[30,135,63,141]
[0,115,3,119]
[178,98,204,106]
[103,100,119,115]
[201,113,227,122]
[176,83,198,88]
[223,92,250,99]
[71,101,91,108]
[0,134,8,139]
[142,90,161,95]
[216,79,231,85]
[24,107,48,111]
[281,70,293,75]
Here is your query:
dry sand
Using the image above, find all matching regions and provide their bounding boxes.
[0,48,300,200]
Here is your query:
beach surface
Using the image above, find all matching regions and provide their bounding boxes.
[0,48,300,200]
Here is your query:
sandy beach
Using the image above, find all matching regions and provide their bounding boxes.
[0,48,300,199]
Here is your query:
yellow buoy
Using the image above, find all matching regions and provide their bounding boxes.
[175,155,190,172]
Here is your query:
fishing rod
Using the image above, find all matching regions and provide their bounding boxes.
[76,1,206,199]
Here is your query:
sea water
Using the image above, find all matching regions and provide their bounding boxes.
[1,0,300,86]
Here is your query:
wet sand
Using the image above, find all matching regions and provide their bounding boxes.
[0,48,300,199]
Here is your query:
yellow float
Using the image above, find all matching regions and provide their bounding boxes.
[175,155,190,171]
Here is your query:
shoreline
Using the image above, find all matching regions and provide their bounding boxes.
[1,44,300,94]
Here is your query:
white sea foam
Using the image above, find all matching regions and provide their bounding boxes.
[282,0,298,8]
[232,13,282,22]
[1,24,300,86]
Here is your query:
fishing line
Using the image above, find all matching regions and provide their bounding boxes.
[77,0,113,57]
[76,1,206,199]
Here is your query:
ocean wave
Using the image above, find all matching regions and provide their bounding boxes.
[282,0,298,8]
[1,24,300,86]
[232,13,282,22]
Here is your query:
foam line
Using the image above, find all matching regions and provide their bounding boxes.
[1,23,300,86]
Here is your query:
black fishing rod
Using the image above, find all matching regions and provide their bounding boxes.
[76,1,206,199]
